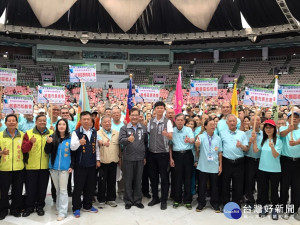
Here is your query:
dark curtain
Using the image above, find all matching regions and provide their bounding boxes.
[238,0,288,28]
[286,0,300,22]
[69,0,100,32]
[207,0,242,31]
[6,0,40,27]
[2,0,290,33]
[0,0,8,17]
[6,0,70,30]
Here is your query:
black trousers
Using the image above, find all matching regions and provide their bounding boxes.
[148,152,169,203]
[198,170,219,209]
[123,160,144,205]
[142,162,150,195]
[0,170,24,213]
[222,157,244,206]
[97,162,117,203]
[72,166,96,211]
[25,169,49,210]
[244,157,260,205]
[173,150,194,204]
[280,156,300,212]
[257,170,281,207]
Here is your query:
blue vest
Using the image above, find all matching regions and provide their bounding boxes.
[74,128,97,168]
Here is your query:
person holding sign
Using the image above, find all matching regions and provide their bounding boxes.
[21,115,54,217]
[279,111,300,220]
[195,117,222,213]
[252,120,282,220]
[219,114,248,207]
[70,111,100,218]
[0,115,24,220]
[244,115,262,210]
[169,113,195,210]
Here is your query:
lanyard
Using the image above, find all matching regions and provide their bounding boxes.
[207,134,213,151]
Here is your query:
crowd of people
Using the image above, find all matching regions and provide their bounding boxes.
[0,98,299,222]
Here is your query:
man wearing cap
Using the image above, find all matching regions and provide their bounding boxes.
[147,101,173,210]
[279,111,300,220]
[220,114,248,207]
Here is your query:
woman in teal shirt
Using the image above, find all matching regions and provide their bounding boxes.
[253,119,282,220]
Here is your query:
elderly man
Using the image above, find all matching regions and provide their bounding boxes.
[119,108,148,210]
[18,114,35,133]
[97,116,120,208]
[47,105,61,130]
[220,114,248,207]
[111,107,124,132]
[217,102,241,134]
[21,115,53,217]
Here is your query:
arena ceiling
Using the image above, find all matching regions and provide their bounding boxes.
[0,0,300,45]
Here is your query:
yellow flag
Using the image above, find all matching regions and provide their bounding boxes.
[231,82,238,116]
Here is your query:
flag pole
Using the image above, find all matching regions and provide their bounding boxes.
[82,82,86,111]
[291,101,294,140]
[0,86,3,114]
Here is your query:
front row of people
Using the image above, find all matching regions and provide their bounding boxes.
[0,106,299,222]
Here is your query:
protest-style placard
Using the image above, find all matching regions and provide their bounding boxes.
[190,78,218,97]
[277,84,300,105]
[244,87,274,107]
[69,64,97,83]
[3,95,33,114]
[0,68,17,87]
[37,86,66,104]
[135,85,160,103]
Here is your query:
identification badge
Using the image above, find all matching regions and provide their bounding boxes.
[207,153,214,161]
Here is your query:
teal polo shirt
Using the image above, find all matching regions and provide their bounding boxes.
[258,137,282,172]
[245,129,263,159]
[197,131,223,173]
[220,128,248,160]
[279,126,300,158]
[18,119,35,133]
[111,121,124,132]
[0,119,7,132]
[217,117,241,135]
[172,126,194,151]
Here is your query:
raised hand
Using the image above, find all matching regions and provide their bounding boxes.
[128,133,135,143]
[2,147,9,156]
[249,132,256,144]
[46,136,53,143]
[184,135,190,143]
[236,140,242,148]
[30,135,36,144]
[104,139,110,147]
[195,136,201,148]
[79,136,86,146]
[269,139,274,148]
[162,128,168,137]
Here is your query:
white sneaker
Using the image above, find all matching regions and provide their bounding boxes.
[98,202,105,209]
[57,216,65,221]
[106,201,117,207]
